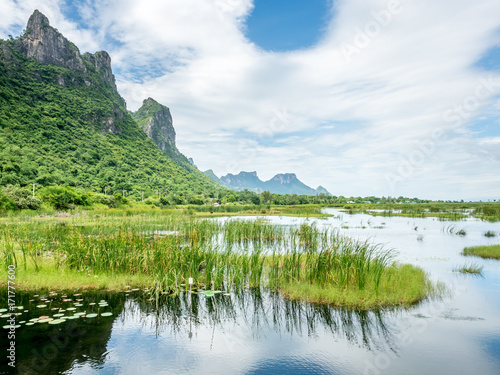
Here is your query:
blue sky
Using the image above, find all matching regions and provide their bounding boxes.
[0,0,500,200]
[245,0,332,51]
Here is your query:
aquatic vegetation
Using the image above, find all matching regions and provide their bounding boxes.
[463,245,500,260]
[453,263,484,275]
[278,264,439,309]
[0,213,436,308]
[473,204,500,222]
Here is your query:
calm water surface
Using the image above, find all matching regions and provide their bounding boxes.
[1,209,499,374]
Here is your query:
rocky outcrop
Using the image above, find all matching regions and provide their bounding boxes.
[220,171,262,191]
[315,186,331,196]
[21,10,87,72]
[100,104,124,135]
[131,98,177,153]
[15,10,125,134]
[269,173,298,185]
[83,51,117,89]
[19,10,119,92]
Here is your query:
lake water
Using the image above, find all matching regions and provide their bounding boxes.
[2,209,499,374]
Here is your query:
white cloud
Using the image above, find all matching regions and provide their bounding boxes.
[2,0,500,199]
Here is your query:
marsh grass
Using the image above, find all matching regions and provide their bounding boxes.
[473,204,500,222]
[453,262,484,275]
[0,258,151,291]
[360,206,469,221]
[0,214,436,308]
[463,245,500,260]
[344,202,500,222]
[278,264,438,309]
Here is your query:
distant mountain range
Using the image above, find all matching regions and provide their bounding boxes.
[203,170,331,196]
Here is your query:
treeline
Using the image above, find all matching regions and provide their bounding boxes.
[0,184,435,211]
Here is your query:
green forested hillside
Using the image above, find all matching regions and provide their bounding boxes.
[0,23,222,199]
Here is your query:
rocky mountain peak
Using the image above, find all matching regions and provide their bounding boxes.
[143,97,159,107]
[26,9,50,32]
[21,10,87,72]
[240,171,258,177]
[131,97,177,154]
[83,51,116,89]
[271,173,297,184]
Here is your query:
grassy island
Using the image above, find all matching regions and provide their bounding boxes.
[463,245,500,260]
[0,209,440,309]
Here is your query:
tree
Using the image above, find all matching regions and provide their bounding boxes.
[260,191,272,204]
[251,195,261,205]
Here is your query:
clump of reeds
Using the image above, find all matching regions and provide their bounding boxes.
[267,233,394,294]
[463,245,500,260]
[453,262,483,275]
[0,213,434,308]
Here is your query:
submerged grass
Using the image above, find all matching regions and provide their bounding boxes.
[462,245,500,260]
[453,262,484,275]
[0,214,438,308]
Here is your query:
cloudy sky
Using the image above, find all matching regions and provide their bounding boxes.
[1,0,500,200]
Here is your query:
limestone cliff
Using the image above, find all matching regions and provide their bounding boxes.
[131,98,181,159]
[21,10,87,73]
[20,10,117,88]
[13,10,124,134]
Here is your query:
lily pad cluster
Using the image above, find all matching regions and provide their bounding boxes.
[1,292,114,330]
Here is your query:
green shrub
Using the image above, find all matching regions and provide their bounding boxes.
[38,186,90,209]
[0,190,16,210]
[113,192,128,206]
[2,185,41,210]
[159,196,170,206]
[171,195,185,205]
[188,194,205,205]
[90,193,117,208]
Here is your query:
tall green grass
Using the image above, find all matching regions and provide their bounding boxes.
[0,214,434,308]
[463,245,500,260]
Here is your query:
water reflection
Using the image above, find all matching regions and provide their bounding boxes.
[111,288,399,352]
[0,291,128,374]
[3,210,499,374]
[1,288,400,374]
